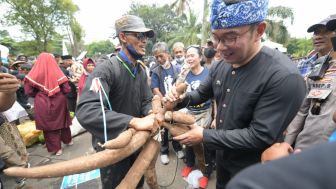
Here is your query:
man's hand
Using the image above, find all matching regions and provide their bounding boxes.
[261,142,293,162]
[210,119,216,129]
[173,124,203,146]
[162,85,186,103]
[0,73,20,94]
[129,114,159,134]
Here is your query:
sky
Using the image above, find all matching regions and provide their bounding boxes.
[1,0,336,44]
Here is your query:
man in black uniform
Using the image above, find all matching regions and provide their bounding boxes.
[76,15,158,189]
[165,0,306,188]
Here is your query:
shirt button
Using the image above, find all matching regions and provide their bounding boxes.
[219,119,223,123]
[226,88,230,93]
[232,71,236,75]
[223,104,226,108]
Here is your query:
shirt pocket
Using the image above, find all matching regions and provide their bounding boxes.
[231,90,260,126]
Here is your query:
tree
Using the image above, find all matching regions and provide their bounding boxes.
[85,40,115,58]
[0,0,79,52]
[266,6,294,44]
[170,0,190,16]
[286,37,313,58]
[200,0,210,45]
[0,30,17,54]
[166,8,202,47]
[66,18,85,57]
[128,3,182,53]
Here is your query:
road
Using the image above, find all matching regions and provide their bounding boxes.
[1,131,216,189]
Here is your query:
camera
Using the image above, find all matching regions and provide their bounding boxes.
[308,54,332,81]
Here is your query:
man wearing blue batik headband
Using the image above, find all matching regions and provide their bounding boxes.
[164,0,306,188]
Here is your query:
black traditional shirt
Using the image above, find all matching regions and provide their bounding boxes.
[179,46,306,170]
[76,54,152,143]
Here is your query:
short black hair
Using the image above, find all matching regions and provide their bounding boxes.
[186,45,202,56]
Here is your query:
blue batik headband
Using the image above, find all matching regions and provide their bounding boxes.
[211,0,269,30]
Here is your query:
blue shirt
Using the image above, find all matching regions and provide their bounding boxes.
[186,67,211,112]
[297,54,318,77]
[151,65,176,96]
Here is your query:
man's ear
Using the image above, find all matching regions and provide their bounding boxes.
[118,33,127,44]
[256,21,267,40]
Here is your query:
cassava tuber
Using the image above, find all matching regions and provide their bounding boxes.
[164,111,195,125]
[4,131,150,178]
[116,139,160,189]
[99,128,136,149]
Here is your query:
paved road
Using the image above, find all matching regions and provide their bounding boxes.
[1,132,216,189]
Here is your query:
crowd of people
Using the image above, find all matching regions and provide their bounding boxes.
[1,0,336,188]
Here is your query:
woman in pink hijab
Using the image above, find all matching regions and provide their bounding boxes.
[77,58,96,98]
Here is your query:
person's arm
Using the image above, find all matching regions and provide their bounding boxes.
[23,82,37,97]
[0,92,15,112]
[0,73,19,111]
[60,81,71,94]
[150,72,163,98]
[203,74,306,150]
[76,63,134,140]
[283,95,310,145]
[261,142,293,162]
[175,65,215,109]
[76,62,157,141]
[152,88,163,98]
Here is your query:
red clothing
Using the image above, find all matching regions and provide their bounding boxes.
[24,82,72,131]
[25,53,68,96]
[78,58,95,97]
[24,53,72,131]
[78,74,88,97]
[43,128,71,152]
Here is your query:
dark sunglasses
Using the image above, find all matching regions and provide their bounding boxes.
[124,32,149,41]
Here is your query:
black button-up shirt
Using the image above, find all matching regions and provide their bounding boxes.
[179,46,306,171]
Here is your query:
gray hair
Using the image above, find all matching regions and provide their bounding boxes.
[172,42,185,51]
[152,42,169,54]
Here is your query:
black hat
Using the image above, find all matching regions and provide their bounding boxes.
[307,14,336,33]
[61,55,72,60]
[115,15,154,38]
[326,18,336,31]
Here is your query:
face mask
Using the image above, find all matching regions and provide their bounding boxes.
[126,44,143,60]
[204,48,216,59]
[161,60,170,69]
[175,57,184,64]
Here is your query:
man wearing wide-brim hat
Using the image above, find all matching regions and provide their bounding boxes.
[165,0,306,188]
[76,15,159,189]
[10,60,26,70]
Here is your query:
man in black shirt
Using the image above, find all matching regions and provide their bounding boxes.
[76,15,158,189]
[165,0,306,188]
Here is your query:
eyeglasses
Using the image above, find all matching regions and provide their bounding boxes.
[210,27,252,46]
[124,32,148,41]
